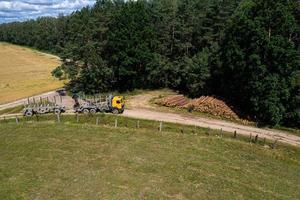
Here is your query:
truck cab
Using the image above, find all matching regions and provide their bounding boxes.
[111,96,125,114]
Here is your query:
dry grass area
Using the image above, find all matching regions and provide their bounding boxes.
[0,43,63,104]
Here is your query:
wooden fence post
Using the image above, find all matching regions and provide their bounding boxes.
[96,117,99,125]
[136,120,140,129]
[233,131,237,138]
[263,138,266,145]
[76,113,79,123]
[115,118,118,128]
[57,114,60,123]
[193,125,197,135]
[159,121,163,132]
[206,127,210,136]
[254,135,258,143]
[15,116,19,124]
[220,128,223,137]
[249,133,252,142]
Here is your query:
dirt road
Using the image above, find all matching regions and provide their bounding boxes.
[124,109,300,147]
[124,92,300,147]
[1,91,300,147]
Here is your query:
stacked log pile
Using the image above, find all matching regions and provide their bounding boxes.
[156,95,190,107]
[156,95,239,120]
[184,96,239,120]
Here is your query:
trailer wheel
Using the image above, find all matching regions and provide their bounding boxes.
[90,109,97,114]
[39,109,46,114]
[25,111,33,117]
[54,109,61,114]
[112,109,119,114]
[83,109,90,114]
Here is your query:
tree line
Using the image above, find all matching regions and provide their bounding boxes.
[0,0,299,127]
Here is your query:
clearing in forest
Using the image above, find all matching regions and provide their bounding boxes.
[0,43,63,104]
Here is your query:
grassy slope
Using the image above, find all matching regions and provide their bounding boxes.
[0,43,63,104]
[0,116,299,200]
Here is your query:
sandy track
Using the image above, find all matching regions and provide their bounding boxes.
[125,92,300,147]
[124,109,300,147]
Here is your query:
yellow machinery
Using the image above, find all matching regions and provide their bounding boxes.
[111,96,125,114]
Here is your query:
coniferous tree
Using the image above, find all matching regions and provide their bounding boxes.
[217,0,300,125]
[107,0,155,90]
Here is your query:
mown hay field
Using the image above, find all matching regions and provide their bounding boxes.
[0,115,300,200]
[0,43,63,104]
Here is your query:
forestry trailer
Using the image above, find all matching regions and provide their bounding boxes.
[23,104,66,116]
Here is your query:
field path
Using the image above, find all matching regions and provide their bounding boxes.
[1,91,300,147]
[124,109,300,147]
[124,92,300,147]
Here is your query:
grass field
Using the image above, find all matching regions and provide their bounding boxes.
[0,43,63,104]
[0,105,24,115]
[0,115,300,199]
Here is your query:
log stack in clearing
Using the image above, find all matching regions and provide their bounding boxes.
[156,95,239,120]
[158,95,190,107]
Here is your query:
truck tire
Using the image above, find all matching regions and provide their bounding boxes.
[83,109,90,114]
[90,109,97,114]
[39,109,46,114]
[112,109,119,114]
[25,111,33,117]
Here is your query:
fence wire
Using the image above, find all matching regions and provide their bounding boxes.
[0,113,274,148]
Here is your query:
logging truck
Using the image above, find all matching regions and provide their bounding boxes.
[74,94,125,114]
